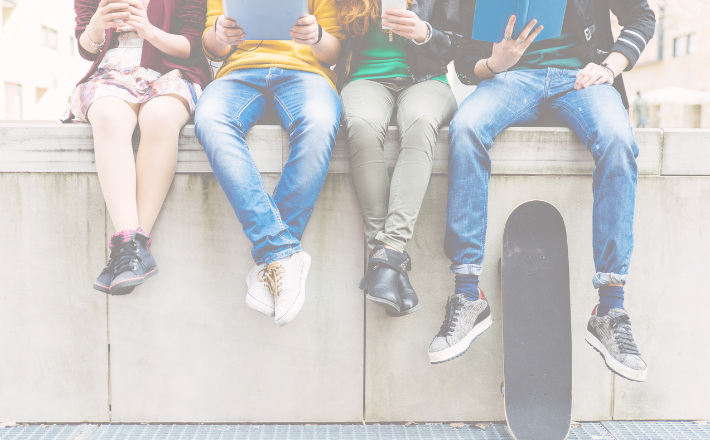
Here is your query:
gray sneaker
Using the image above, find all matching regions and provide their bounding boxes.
[586,306,647,382]
[428,290,492,364]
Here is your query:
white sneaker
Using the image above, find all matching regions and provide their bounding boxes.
[267,251,311,327]
[245,262,275,317]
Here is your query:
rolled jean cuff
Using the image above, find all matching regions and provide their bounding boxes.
[374,233,405,253]
[261,244,302,265]
[450,263,483,276]
[593,272,627,289]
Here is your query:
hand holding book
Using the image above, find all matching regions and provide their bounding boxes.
[486,15,543,73]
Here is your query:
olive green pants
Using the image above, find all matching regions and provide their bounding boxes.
[341,78,457,252]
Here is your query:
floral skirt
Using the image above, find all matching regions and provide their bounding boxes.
[67,67,202,122]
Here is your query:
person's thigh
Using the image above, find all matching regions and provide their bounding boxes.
[396,79,457,148]
[194,70,269,151]
[550,81,638,162]
[87,96,140,135]
[138,94,190,136]
[341,79,395,150]
[450,70,546,146]
[271,70,341,137]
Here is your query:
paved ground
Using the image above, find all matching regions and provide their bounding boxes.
[1,422,710,440]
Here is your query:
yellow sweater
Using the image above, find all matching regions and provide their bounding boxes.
[203,0,344,89]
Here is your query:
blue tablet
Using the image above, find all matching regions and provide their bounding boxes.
[222,0,309,41]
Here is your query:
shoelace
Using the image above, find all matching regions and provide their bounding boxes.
[610,314,641,356]
[437,296,465,337]
[114,240,142,274]
[258,263,285,304]
[101,245,119,274]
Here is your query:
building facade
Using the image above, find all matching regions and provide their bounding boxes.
[1,0,90,120]
[621,0,710,128]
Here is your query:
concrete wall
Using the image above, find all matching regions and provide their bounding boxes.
[1,123,709,423]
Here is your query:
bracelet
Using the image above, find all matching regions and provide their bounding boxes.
[86,29,105,51]
[412,21,432,46]
[315,24,323,45]
[485,58,505,75]
[600,62,615,79]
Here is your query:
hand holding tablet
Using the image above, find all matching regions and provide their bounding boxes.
[291,15,320,46]
[214,15,246,46]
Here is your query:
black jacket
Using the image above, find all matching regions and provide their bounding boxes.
[454,0,656,108]
[334,0,461,91]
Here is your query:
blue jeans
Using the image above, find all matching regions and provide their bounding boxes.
[446,68,638,288]
[195,68,341,265]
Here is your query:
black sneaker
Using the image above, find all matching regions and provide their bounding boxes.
[586,306,647,382]
[93,236,120,294]
[109,231,159,295]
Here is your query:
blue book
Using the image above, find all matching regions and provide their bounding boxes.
[472,0,568,43]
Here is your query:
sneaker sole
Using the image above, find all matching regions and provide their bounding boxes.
[386,303,420,317]
[429,315,493,364]
[109,267,159,295]
[585,330,647,382]
[366,294,400,314]
[275,253,311,327]
[93,282,110,294]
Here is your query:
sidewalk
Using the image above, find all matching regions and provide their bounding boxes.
[2,422,710,440]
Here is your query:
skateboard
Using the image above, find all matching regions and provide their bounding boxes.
[501,200,573,440]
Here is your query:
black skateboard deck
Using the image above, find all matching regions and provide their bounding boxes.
[501,200,572,440]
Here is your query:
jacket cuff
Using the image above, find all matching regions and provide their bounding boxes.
[455,54,483,86]
[612,29,648,71]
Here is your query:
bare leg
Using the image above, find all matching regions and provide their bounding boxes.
[135,94,190,233]
[88,96,140,232]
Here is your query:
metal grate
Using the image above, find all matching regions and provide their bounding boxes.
[0,425,96,440]
[601,421,710,440]
[3,422,710,440]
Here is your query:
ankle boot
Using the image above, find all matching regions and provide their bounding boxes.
[359,245,410,314]
[94,234,135,294]
[387,253,420,317]
[109,230,159,295]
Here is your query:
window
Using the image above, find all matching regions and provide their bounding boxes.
[4,82,22,119]
[41,25,58,50]
[674,36,687,57]
[68,36,75,55]
[688,33,697,55]
[674,33,698,57]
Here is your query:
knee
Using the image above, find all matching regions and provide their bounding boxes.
[293,110,340,145]
[448,112,491,160]
[593,124,639,164]
[346,116,386,147]
[139,112,182,140]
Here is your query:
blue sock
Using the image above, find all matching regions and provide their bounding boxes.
[597,286,624,316]
[455,274,480,301]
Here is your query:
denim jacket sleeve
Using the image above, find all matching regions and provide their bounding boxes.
[609,0,656,71]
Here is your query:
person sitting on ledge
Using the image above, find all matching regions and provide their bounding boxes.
[334,0,459,318]
[428,0,655,383]
[67,0,211,296]
[194,0,344,326]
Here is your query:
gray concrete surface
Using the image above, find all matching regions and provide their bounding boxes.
[0,173,109,422]
[0,124,709,422]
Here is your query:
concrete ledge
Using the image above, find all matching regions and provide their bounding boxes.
[661,129,710,175]
[1,124,709,422]
[0,124,678,176]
